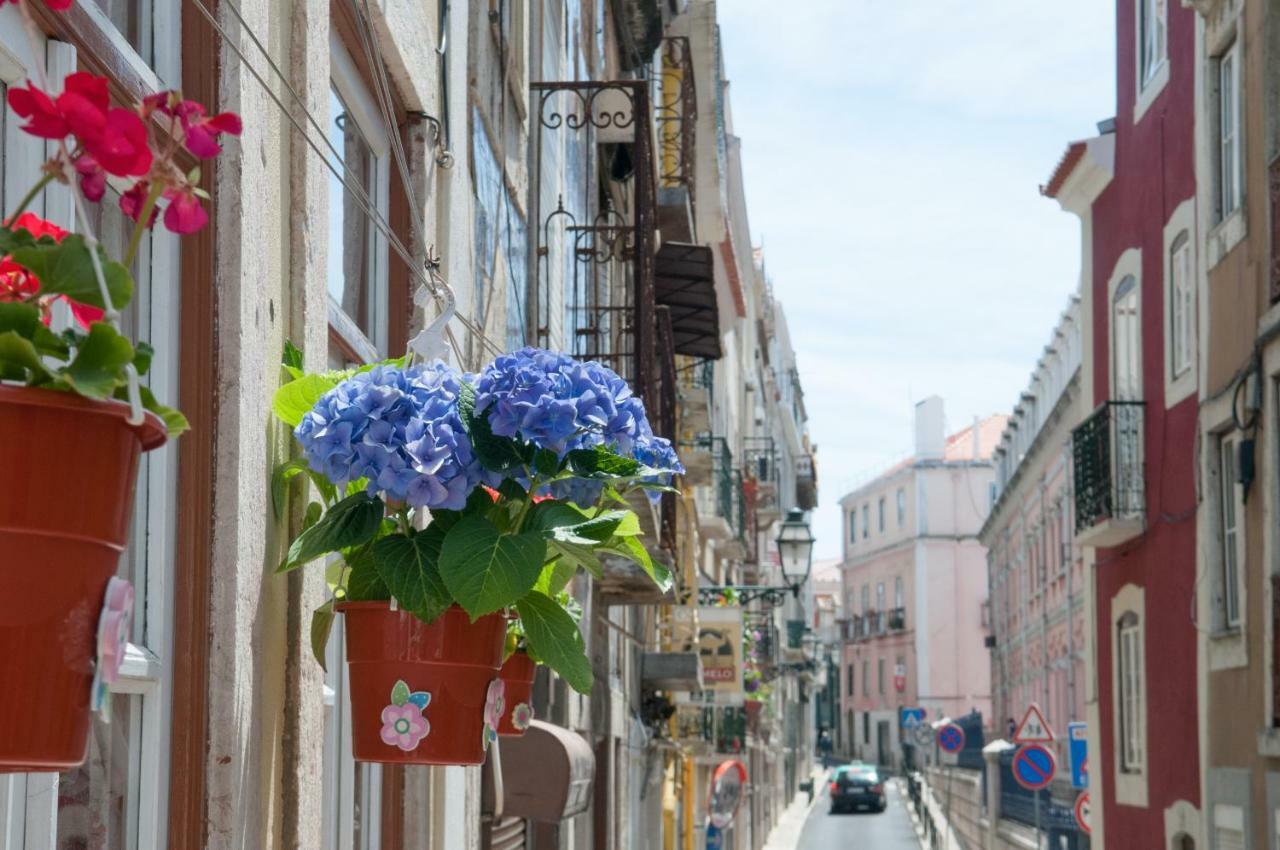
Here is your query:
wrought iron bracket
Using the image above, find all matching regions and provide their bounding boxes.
[694,584,799,608]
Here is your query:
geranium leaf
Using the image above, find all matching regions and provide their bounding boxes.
[0,330,53,383]
[279,492,384,572]
[310,600,335,670]
[132,341,153,377]
[438,515,546,618]
[373,528,452,625]
[59,323,134,399]
[272,373,338,428]
[601,535,672,593]
[515,590,593,695]
[10,233,132,310]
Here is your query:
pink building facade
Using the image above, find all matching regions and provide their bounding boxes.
[837,398,1004,768]
[982,297,1088,766]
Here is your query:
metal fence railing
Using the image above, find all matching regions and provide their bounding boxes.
[1072,401,1145,533]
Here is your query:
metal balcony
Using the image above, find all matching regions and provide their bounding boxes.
[1072,401,1145,547]
[654,36,697,242]
[887,607,906,632]
[796,452,817,510]
[743,436,781,523]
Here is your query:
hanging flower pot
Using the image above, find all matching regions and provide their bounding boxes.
[497,650,537,736]
[0,386,165,770]
[338,602,507,765]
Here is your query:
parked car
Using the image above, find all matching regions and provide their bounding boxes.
[828,764,886,814]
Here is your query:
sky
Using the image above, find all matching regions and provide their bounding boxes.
[718,0,1117,560]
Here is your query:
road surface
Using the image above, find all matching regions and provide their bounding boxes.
[794,777,920,849]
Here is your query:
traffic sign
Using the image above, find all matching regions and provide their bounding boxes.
[900,707,926,729]
[1012,744,1056,791]
[706,824,724,850]
[913,722,934,746]
[1067,721,1088,788]
[937,723,965,754]
[1074,791,1091,835]
[1013,703,1055,744]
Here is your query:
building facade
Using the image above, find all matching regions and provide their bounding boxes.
[838,398,1003,771]
[983,298,1088,772]
[0,2,815,849]
[1190,0,1280,846]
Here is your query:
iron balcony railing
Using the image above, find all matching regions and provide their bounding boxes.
[654,36,697,214]
[887,607,906,632]
[1072,401,1146,534]
[796,452,817,510]
[847,609,906,641]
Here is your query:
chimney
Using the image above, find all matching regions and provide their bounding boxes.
[914,396,945,460]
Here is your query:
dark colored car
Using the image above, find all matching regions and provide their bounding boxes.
[828,765,886,814]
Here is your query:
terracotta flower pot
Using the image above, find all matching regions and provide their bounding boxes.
[0,386,165,771]
[338,602,507,765]
[496,650,537,736]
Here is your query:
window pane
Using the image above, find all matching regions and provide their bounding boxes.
[57,693,138,850]
[327,85,376,340]
[90,0,145,56]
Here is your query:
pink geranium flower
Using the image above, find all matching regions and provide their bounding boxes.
[380,703,430,752]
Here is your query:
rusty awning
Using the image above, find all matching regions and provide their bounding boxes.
[655,242,721,359]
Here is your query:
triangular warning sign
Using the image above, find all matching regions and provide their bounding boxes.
[1014,703,1055,743]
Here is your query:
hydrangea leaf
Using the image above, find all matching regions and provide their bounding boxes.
[271,458,337,520]
[279,492,385,572]
[58,322,135,400]
[515,590,593,695]
[345,548,390,601]
[10,234,133,310]
[529,501,629,545]
[438,515,547,618]
[457,381,529,472]
[600,535,672,593]
[564,445,664,481]
[271,373,338,428]
[373,527,452,625]
[282,339,304,371]
[310,600,335,670]
[534,557,579,596]
[546,539,603,579]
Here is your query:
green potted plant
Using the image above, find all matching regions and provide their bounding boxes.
[0,0,235,771]
[272,346,682,765]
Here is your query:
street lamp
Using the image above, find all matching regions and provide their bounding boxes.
[775,508,815,593]
[693,508,816,608]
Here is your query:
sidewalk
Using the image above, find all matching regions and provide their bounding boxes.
[760,765,827,850]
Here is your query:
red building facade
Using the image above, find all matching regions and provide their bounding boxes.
[1074,0,1202,845]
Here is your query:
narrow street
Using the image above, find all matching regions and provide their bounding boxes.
[793,778,920,850]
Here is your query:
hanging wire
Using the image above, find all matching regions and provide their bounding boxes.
[185,0,506,363]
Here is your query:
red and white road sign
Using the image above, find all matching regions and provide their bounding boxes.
[1013,703,1055,744]
[1074,791,1091,835]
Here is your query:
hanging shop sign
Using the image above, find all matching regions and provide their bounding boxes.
[673,607,745,705]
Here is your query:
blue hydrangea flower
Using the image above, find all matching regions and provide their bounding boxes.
[293,362,484,510]
[474,347,651,458]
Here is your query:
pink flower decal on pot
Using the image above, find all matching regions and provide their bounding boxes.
[380,679,431,752]
[482,679,506,750]
[511,703,533,732]
[90,577,134,719]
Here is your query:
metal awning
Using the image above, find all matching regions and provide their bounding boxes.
[655,242,721,359]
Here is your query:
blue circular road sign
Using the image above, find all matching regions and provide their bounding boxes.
[937,723,965,753]
[1013,744,1056,791]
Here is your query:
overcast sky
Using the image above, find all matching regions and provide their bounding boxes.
[719,1,1117,559]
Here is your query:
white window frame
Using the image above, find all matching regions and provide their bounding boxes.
[877,497,885,533]
[0,17,180,850]
[1113,274,1142,402]
[1214,804,1245,850]
[1219,436,1242,630]
[1111,583,1147,807]
[328,32,392,361]
[1163,197,1197,407]
[896,488,906,526]
[1215,40,1242,223]
[1133,0,1169,122]
[323,605,383,850]
[862,504,869,539]
[894,576,903,610]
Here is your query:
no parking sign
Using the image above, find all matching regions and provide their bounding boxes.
[1012,744,1056,791]
[937,723,965,754]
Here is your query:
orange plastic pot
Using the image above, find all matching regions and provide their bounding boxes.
[0,386,165,771]
[496,650,536,736]
[338,602,507,765]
